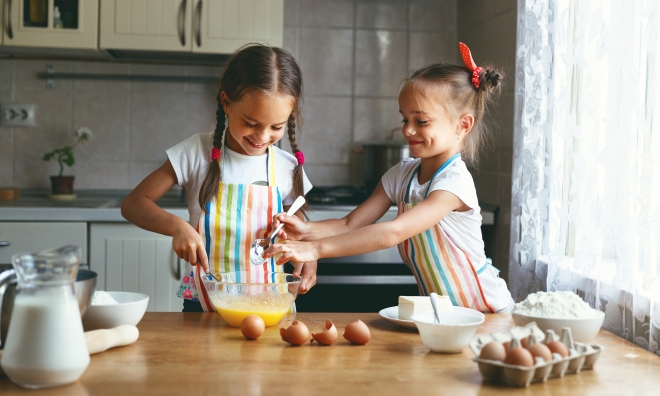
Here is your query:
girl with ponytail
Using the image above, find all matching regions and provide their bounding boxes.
[122,44,315,312]
[263,43,514,313]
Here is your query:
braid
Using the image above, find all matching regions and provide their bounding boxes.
[198,99,226,212]
[286,112,310,218]
[287,113,299,154]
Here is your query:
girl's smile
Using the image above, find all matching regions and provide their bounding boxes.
[221,91,295,156]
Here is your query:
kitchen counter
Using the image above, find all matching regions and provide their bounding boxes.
[0,189,496,224]
[0,312,657,395]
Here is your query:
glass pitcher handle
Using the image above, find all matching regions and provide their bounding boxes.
[0,269,17,348]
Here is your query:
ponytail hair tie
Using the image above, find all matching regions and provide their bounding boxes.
[458,42,482,89]
[294,151,305,165]
[211,147,221,161]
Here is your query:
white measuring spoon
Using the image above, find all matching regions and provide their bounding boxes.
[249,196,306,266]
[430,292,442,324]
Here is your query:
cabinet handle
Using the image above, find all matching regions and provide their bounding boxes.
[0,241,9,248]
[178,0,187,46]
[7,0,13,39]
[195,0,202,47]
[176,258,182,280]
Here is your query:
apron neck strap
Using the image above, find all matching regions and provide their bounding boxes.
[405,153,461,202]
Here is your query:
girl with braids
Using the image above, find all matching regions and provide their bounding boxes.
[122,44,315,312]
[263,43,513,312]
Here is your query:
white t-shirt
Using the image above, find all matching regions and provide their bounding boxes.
[382,157,487,267]
[166,132,313,227]
[381,157,514,312]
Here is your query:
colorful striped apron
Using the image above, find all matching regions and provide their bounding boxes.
[177,145,284,312]
[396,153,494,313]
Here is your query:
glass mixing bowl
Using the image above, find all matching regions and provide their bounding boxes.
[201,271,301,327]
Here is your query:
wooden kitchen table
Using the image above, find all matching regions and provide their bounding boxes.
[1,312,658,395]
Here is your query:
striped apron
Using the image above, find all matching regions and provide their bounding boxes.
[177,145,284,312]
[396,153,494,313]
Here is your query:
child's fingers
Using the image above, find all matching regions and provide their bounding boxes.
[292,262,304,278]
[197,246,209,273]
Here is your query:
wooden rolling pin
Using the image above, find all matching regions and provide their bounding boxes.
[85,325,140,355]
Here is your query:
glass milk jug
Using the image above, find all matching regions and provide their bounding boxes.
[0,245,90,389]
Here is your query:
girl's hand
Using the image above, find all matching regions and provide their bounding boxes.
[172,221,209,273]
[263,241,319,267]
[272,212,310,241]
[291,261,317,294]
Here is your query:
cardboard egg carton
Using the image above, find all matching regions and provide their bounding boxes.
[469,322,604,387]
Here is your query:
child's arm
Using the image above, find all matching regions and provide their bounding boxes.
[263,188,465,265]
[121,160,209,272]
[274,183,394,241]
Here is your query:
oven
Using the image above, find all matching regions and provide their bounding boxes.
[289,187,420,313]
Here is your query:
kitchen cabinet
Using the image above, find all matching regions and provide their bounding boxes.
[2,0,99,49]
[99,0,283,53]
[89,223,183,313]
[0,222,87,265]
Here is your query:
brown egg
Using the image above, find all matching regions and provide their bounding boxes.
[503,338,528,351]
[503,347,534,367]
[526,343,552,362]
[241,315,265,340]
[546,341,569,357]
[311,320,338,346]
[479,341,506,361]
[343,320,371,345]
[280,320,310,346]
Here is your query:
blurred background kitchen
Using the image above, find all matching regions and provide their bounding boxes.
[0,0,516,311]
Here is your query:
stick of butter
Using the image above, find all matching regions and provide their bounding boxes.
[398,295,453,321]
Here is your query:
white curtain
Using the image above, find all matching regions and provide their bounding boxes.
[511,0,660,354]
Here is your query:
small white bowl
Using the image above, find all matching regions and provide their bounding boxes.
[512,310,605,343]
[412,311,485,353]
[82,291,149,331]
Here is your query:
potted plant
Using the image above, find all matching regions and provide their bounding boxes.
[42,127,92,197]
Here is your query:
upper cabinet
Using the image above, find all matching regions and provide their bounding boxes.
[99,0,283,54]
[2,0,99,49]
[99,0,193,52]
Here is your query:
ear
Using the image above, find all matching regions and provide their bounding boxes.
[459,114,475,135]
[219,91,231,113]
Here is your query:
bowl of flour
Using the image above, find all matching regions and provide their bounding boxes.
[512,291,605,343]
[83,291,149,331]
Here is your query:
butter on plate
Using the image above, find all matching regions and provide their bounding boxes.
[398,296,453,321]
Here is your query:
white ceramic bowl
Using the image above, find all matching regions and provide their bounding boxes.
[412,310,485,353]
[511,310,605,343]
[82,291,149,331]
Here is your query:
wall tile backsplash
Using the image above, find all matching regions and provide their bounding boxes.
[0,0,456,189]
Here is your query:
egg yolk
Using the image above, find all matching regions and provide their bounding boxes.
[210,292,294,327]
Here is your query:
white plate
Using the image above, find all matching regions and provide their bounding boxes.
[378,306,419,329]
[378,306,486,329]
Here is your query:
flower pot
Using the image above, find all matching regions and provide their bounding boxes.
[50,176,75,195]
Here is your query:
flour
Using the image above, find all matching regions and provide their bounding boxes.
[92,291,119,305]
[513,291,601,318]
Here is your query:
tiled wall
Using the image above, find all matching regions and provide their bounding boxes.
[283,0,457,185]
[457,0,517,281]
[0,0,457,189]
[0,59,220,189]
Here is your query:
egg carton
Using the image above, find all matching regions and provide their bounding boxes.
[469,322,604,387]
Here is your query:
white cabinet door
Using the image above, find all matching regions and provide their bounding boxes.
[3,0,99,49]
[192,0,283,54]
[0,222,87,265]
[89,223,184,312]
[99,0,192,51]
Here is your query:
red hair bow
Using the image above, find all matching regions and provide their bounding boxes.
[458,42,482,89]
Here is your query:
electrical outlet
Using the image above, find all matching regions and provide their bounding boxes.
[0,103,36,127]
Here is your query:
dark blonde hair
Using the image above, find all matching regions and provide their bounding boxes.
[198,44,310,216]
[402,63,503,166]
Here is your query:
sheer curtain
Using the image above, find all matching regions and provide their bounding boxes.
[511,0,660,353]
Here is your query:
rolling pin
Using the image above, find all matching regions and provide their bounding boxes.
[85,325,140,355]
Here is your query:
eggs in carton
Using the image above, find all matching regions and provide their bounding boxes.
[469,322,604,387]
